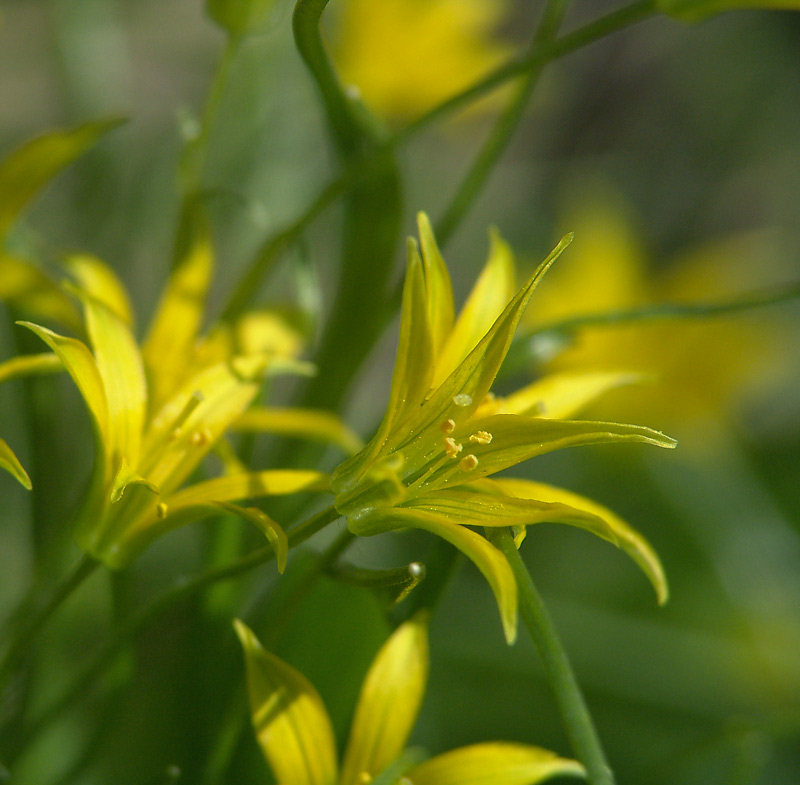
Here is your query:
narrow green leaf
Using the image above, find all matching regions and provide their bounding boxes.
[408,741,585,785]
[658,0,800,22]
[215,502,288,573]
[0,117,124,240]
[234,620,338,785]
[340,614,429,785]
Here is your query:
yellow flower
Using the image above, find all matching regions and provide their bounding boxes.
[331,214,675,643]
[329,0,512,119]
[235,614,585,785]
[526,186,789,432]
[18,217,337,569]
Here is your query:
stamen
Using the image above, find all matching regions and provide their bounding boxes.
[469,430,493,445]
[444,437,463,459]
[459,454,479,471]
[453,393,472,407]
[439,418,456,435]
[157,502,168,519]
[191,428,213,446]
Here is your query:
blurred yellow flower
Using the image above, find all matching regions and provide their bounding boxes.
[235,614,585,785]
[526,186,790,433]
[332,214,674,643]
[329,0,512,119]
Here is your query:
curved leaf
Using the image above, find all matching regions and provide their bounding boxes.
[0,437,32,489]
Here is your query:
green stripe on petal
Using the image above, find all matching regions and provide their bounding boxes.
[417,212,454,356]
[234,620,338,785]
[486,477,669,605]
[349,507,518,644]
[341,614,429,785]
[408,741,585,785]
[422,414,676,494]
[234,407,364,455]
[0,437,32,489]
[433,227,516,387]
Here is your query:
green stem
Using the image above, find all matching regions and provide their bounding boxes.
[493,529,615,785]
[0,553,98,693]
[8,505,341,760]
[219,1,656,319]
[435,0,570,246]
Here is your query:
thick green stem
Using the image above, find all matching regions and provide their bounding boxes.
[493,529,615,785]
[435,0,570,246]
[0,553,98,693]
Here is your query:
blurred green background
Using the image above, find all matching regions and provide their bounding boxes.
[1,1,800,784]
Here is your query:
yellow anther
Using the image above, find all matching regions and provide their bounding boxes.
[459,454,479,471]
[440,418,456,435]
[444,437,463,459]
[169,428,182,441]
[453,393,472,407]
[469,430,493,445]
[156,502,168,519]
[191,428,212,446]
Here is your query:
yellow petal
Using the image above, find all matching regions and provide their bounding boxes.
[408,741,585,785]
[0,437,32,490]
[0,117,123,240]
[215,502,288,573]
[0,352,62,384]
[18,321,110,451]
[487,477,669,604]
[65,253,134,326]
[417,212,454,356]
[432,227,516,386]
[142,206,213,411]
[500,371,643,419]
[350,507,518,644]
[234,407,364,455]
[0,253,81,332]
[81,292,147,472]
[422,414,676,493]
[234,620,338,785]
[340,614,429,785]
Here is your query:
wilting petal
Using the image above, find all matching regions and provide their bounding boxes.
[234,407,363,455]
[341,614,429,785]
[433,227,516,386]
[0,437,32,489]
[65,254,134,326]
[350,507,518,643]
[80,293,147,472]
[0,117,123,240]
[142,205,213,411]
[422,414,676,493]
[408,741,585,785]
[417,212,454,356]
[486,477,668,604]
[499,371,643,419]
[234,620,338,785]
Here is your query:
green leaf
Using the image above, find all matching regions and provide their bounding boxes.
[408,742,585,785]
[0,437,32,490]
[0,117,124,241]
[349,507,518,644]
[206,0,278,36]
[340,614,429,785]
[234,620,338,785]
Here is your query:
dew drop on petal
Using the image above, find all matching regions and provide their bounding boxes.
[453,393,472,407]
